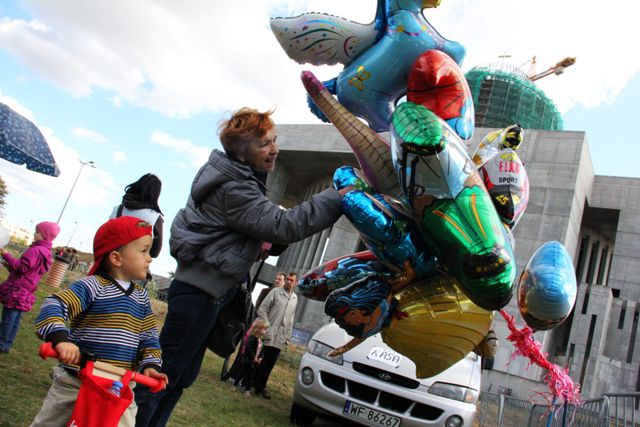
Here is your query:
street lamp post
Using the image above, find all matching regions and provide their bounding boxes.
[57,159,95,224]
[66,221,79,247]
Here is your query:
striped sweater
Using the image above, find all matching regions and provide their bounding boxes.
[35,275,162,371]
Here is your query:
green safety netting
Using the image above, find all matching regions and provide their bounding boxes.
[465,66,563,130]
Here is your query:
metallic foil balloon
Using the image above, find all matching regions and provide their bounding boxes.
[299,251,382,301]
[390,102,516,310]
[273,0,465,132]
[325,275,396,339]
[303,71,403,199]
[382,274,493,378]
[338,185,439,278]
[333,165,373,193]
[334,1,465,132]
[407,50,475,140]
[517,241,577,331]
[270,4,386,67]
[472,124,524,168]
[480,148,529,228]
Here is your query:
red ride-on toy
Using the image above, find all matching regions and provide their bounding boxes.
[39,342,165,427]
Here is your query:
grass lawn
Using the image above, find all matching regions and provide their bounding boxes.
[0,268,336,426]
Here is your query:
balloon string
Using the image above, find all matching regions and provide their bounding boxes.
[498,309,581,406]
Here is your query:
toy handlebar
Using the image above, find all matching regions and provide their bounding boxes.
[39,342,165,393]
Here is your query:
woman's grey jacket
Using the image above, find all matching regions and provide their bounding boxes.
[170,149,343,298]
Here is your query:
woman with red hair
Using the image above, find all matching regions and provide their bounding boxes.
[135,107,351,426]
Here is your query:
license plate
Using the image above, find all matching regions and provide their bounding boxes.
[343,400,401,427]
[367,346,403,368]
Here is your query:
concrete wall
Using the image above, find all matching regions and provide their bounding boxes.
[593,176,640,301]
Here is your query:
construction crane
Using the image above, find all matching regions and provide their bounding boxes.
[527,56,576,82]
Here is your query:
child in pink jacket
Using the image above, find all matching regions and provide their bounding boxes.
[0,221,60,352]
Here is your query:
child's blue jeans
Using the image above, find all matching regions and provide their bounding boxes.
[0,306,24,351]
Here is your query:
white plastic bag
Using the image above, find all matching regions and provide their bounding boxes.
[0,223,9,248]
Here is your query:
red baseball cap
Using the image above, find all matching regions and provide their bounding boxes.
[88,216,153,276]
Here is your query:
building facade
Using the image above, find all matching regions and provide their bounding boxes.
[263,124,639,400]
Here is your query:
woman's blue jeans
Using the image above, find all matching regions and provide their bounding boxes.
[135,279,237,427]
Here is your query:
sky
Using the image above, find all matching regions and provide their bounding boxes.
[0,0,638,277]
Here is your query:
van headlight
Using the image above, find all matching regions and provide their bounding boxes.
[428,382,479,403]
[307,340,343,365]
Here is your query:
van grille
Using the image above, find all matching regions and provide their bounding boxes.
[352,362,420,389]
[319,371,444,421]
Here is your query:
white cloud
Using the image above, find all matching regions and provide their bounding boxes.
[0,91,119,251]
[109,95,122,107]
[0,0,637,120]
[0,91,36,121]
[112,150,127,163]
[150,130,210,168]
[72,126,108,144]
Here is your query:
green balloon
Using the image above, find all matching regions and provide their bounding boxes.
[391,102,515,310]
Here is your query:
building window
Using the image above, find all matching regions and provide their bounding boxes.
[585,242,600,285]
[581,242,601,314]
[575,236,590,285]
[579,315,598,387]
[567,343,575,372]
[628,306,640,364]
[569,343,575,359]
[318,237,330,264]
[606,252,615,287]
[620,301,627,329]
[581,293,590,315]
[596,247,609,285]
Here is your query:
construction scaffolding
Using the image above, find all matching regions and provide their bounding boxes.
[465,65,564,131]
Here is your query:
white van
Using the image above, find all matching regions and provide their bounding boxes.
[291,322,481,426]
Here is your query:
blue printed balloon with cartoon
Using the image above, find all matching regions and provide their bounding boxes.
[270,0,464,132]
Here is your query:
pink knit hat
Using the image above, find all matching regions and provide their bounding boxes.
[36,221,61,242]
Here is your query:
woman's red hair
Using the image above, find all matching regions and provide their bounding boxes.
[218,107,275,158]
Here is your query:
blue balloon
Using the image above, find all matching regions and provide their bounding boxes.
[335,1,465,131]
[299,254,383,301]
[270,0,465,132]
[517,241,578,330]
[333,165,372,192]
[325,275,397,339]
[342,190,438,278]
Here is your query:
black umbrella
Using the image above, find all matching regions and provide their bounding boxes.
[0,102,60,176]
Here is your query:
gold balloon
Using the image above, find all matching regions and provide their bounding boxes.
[382,275,493,378]
[422,0,442,8]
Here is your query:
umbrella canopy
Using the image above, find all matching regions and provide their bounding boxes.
[0,102,60,177]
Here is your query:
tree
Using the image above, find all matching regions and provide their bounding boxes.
[0,174,7,216]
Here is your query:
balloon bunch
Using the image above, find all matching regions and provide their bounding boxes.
[271,0,578,390]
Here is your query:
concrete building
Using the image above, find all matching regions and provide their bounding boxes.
[262,124,638,401]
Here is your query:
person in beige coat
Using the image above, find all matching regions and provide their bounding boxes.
[253,272,298,399]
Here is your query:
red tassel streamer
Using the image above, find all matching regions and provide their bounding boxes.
[499,309,581,406]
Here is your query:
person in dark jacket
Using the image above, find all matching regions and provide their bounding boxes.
[110,173,164,258]
[236,318,269,396]
[135,107,351,426]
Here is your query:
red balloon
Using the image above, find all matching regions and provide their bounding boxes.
[407,50,471,122]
